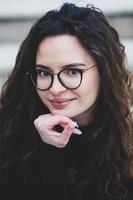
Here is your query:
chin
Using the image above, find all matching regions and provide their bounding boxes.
[50,109,75,118]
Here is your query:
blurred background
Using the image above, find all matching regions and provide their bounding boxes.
[0,0,133,90]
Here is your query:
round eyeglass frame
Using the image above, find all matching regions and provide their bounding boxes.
[26,64,97,91]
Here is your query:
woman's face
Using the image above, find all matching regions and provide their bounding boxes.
[36,35,100,125]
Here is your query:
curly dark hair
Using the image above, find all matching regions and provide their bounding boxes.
[0,2,133,199]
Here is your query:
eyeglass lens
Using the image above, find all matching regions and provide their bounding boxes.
[31,68,82,90]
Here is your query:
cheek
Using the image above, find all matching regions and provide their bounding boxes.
[37,90,47,103]
[79,73,100,102]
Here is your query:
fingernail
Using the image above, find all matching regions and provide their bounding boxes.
[68,122,78,129]
[73,128,82,135]
[74,122,79,128]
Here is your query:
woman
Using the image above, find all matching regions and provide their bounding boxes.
[0,2,133,200]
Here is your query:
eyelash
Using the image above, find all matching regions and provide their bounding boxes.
[36,68,83,72]
[37,70,50,77]
[66,68,82,75]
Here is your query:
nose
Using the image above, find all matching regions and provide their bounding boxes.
[49,75,66,95]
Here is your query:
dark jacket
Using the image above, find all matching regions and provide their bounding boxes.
[0,134,133,200]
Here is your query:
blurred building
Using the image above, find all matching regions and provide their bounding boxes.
[0,0,133,90]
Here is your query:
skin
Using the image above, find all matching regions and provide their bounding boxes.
[34,35,100,147]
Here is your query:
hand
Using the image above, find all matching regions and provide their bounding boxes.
[34,114,82,148]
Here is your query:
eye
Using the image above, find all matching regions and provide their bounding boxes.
[37,69,50,78]
[66,68,81,76]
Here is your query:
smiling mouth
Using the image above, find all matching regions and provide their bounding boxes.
[49,98,75,109]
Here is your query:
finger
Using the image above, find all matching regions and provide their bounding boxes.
[73,128,82,135]
[35,122,81,148]
[34,114,76,130]
[46,130,61,136]
[42,123,76,148]
[44,114,75,125]
[58,123,76,145]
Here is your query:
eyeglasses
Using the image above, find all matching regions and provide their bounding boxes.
[26,64,97,91]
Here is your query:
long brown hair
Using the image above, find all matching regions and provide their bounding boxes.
[0,3,133,199]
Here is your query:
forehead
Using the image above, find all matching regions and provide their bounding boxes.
[36,34,95,69]
[37,34,82,51]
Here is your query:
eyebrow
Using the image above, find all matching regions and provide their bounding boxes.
[35,63,87,70]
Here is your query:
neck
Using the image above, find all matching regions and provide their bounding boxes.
[72,102,96,127]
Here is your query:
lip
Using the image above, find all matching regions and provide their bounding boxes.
[49,98,75,109]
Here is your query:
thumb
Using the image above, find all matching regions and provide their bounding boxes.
[60,122,76,142]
